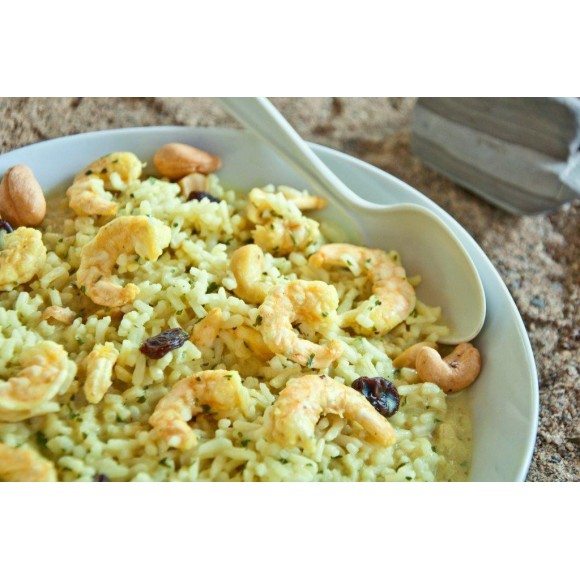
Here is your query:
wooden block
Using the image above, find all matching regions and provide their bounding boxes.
[411,98,580,214]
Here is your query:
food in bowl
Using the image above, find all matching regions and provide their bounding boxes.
[0,144,480,481]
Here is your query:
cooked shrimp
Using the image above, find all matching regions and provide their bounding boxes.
[76,216,172,307]
[0,443,57,482]
[0,341,73,422]
[258,280,343,369]
[230,244,273,304]
[247,189,320,256]
[0,227,47,290]
[75,152,143,191]
[277,186,328,211]
[83,343,119,404]
[233,325,274,361]
[66,176,118,217]
[149,370,250,450]
[309,243,416,336]
[192,308,222,349]
[253,219,320,256]
[270,375,396,449]
[40,306,77,325]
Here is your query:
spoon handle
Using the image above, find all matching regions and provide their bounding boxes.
[216,97,362,207]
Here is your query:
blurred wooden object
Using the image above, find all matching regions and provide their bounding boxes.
[411,97,580,214]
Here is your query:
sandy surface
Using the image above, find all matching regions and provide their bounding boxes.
[1,97,577,481]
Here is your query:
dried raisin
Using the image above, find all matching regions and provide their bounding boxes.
[351,376,400,418]
[187,191,219,203]
[0,219,14,233]
[140,328,189,359]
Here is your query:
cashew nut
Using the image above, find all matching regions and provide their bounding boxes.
[153,143,222,180]
[392,341,439,369]
[415,343,481,393]
[178,172,209,197]
[0,165,46,227]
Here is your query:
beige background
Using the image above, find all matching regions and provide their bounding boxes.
[1,97,578,481]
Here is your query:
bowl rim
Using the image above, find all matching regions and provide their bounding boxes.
[0,125,540,481]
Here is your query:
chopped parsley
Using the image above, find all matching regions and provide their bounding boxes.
[279,458,289,464]
[306,353,315,368]
[201,404,211,413]
[76,337,84,345]
[241,439,250,447]
[254,315,263,327]
[321,311,328,318]
[35,431,48,448]
[137,395,146,404]
[207,282,218,293]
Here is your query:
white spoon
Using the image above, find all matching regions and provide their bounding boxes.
[217,97,486,344]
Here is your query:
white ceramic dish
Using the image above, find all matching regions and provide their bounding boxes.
[0,127,539,481]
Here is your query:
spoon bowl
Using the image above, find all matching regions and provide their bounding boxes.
[217,97,486,344]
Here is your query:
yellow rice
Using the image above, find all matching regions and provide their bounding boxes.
[0,158,471,481]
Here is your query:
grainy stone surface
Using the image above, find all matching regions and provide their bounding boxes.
[0,97,577,481]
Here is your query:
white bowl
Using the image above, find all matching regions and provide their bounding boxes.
[0,127,539,481]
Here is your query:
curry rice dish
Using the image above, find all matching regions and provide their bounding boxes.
[0,143,479,481]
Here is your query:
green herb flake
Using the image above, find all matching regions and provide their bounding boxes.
[225,374,233,380]
[76,337,84,345]
[306,353,315,368]
[207,282,218,293]
[137,396,146,404]
[201,404,211,413]
[241,439,250,447]
[321,311,328,318]
[405,476,412,481]
[159,458,171,467]
[254,315,263,327]
[85,170,93,176]
[35,431,48,448]
[279,458,289,464]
